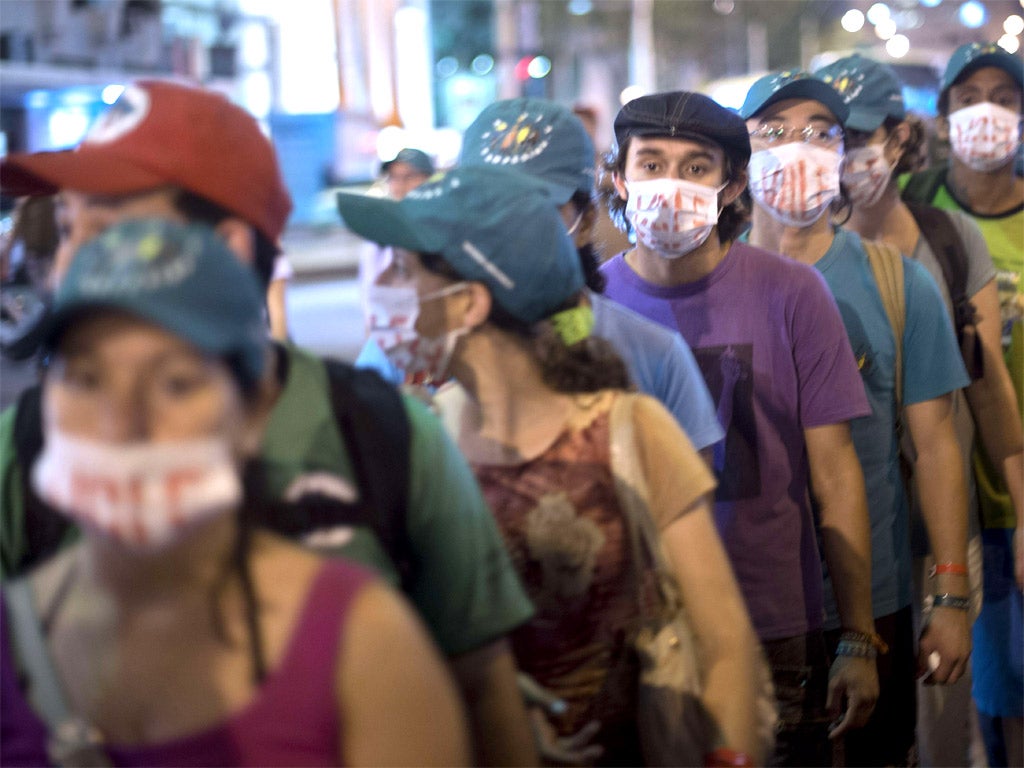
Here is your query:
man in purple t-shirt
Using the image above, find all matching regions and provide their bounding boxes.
[598,91,877,767]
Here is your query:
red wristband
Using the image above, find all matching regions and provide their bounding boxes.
[704,748,755,767]
[930,562,968,577]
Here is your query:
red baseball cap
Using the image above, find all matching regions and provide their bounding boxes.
[0,80,293,244]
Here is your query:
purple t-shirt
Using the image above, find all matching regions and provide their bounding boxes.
[601,243,870,640]
[1,560,373,767]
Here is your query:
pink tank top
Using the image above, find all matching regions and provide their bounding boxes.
[1,560,372,767]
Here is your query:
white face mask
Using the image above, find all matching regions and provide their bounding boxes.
[365,282,469,385]
[748,143,842,228]
[32,430,242,551]
[625,178,725,258]
[842,144,896,208]
[948,102,1022,173]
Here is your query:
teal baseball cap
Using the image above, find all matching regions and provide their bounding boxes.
[942,42,1023,94]
[459,98,595,204]
[45,218,267,387]
[740,69,850,124]
[815,54,905,133]
[336,165,584,324]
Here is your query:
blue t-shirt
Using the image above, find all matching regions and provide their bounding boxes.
[814,228,970,624]
[355,290,725,452]
[590,292,723,451]
[601,242,870,640]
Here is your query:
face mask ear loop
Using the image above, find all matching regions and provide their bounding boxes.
[714,180,730,219]
[419,281,471,304]
[566,207,586,237]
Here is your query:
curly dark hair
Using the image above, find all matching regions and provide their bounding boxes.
[568,189,606,293]
[600,136,750,245]
[419,251,631,394]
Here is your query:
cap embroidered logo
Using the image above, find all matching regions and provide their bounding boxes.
[83,85,150,145]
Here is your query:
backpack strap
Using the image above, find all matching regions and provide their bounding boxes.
[862,238,906,413]
[901,165,947,205]
[12,385,72,578]
[6,577,111,766]
[904,202,983,380]
[322,359,414,592]
[6,579,73,727]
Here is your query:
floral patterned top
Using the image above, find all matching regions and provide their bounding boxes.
[473,410,643,763]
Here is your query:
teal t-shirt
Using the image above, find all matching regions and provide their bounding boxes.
[0,345,534,656]
[815,228,970,623]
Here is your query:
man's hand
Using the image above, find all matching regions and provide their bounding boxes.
[826,655,878,738]
[917,607,972,686]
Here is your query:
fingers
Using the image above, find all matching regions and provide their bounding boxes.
[917,648,969,686]
[917,617,972,686]
[561,720,602,751]
[827,657,878,738]
[518,673,567,716]
[528,710,603,766]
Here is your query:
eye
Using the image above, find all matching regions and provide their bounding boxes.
[56,358,102,391]
[640,160,660,172]
[152,359,215,399]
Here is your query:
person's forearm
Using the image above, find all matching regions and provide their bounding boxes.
[965,279,1024,517]
[450,640,538,766]
[817,461,874,633]
[966,377,1024,518]
[1002,450,1024,520]
[914,434,969,588]
[908,399,970,584]
[699,607,765,761]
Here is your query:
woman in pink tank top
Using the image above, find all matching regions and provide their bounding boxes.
[337,166,765,766]
[1,219,469,767]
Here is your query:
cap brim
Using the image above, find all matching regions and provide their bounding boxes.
[1,147,168,196]
[336,191,439,253]
[742,79,850,124]
[845,108,888,133]
[945,53,1024,92]
[42,300,238,363]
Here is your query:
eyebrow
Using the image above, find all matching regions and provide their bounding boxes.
[633,147,718,162]
[760,111,838,124]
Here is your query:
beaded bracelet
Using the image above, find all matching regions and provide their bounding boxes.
[929,562,968,578]
[840,629,890,654]
[932,593,971,611]
[835,639,877,659]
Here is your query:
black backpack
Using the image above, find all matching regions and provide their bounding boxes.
[9,354,415,589]
[901,168,984,380]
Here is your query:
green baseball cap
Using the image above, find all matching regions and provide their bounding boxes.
[814,54,906,133]
[740,69,850,124]
[942,42,1023,94]
[336,165,584,324]
[460,98,595,204]
[45,218,267,387]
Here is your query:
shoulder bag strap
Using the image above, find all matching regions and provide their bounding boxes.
[904,202,983,379]
[901,165,947,205]
[609,393,681,613]
[862,238,906,414]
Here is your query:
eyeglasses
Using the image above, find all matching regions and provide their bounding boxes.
[748,121,845,148]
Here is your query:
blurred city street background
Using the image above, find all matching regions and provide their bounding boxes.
[2,0,1023,362]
